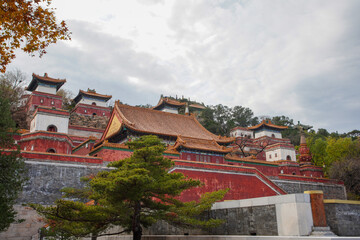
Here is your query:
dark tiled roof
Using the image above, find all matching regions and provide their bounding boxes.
[26,73,66,91]
[153,97,186,110]
[73,89,112,104]
[248,120,288,130]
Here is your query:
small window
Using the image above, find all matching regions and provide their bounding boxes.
[47,148,56,153]
[286,155,291,161]
[40,99,44,103]
[271,134,275,138]
[187,155,191,160]
[269,154,272,159]
[47,125,57,132]
[51,101,54,105]
[92,102,97,106]
[92,113,97,116]
[275,153,277,158]
[196,155,199,161]
[280,170,284,174]
[292,172,296,175]
[102,112,105,116]
[84,109,87,113]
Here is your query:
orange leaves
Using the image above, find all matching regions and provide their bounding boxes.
[0,0,71,72]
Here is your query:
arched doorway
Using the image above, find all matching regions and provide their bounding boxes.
[47,125,57,132]
[47,148,56,153]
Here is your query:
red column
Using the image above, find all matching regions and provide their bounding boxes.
[304,190,327,227]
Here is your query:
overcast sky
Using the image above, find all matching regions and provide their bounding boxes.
[8,0,360,133]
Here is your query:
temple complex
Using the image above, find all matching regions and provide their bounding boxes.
[9,73,345,203]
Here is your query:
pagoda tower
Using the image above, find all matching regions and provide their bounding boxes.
[72,89,112,117]
[299,133,312,164]
[295,125,324,178]
[25,73,66,112]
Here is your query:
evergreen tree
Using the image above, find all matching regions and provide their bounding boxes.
[32,135,227,240]
[0,94,27,232]
[200,104,258,136]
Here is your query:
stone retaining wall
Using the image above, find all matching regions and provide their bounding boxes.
[18,160,108,204]
[147,194,313,236]
[324,200,360,236]
[271,179,346,199]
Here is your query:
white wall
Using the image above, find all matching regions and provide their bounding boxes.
[161,108,178,114]
[79,97,107,107]
[68,128,102,139]
[35,84,57,95]
[254,130,282,139]
[212,193,313,236]
[231,129,253,138]
[30,112,69,134]
[266,148,296,162]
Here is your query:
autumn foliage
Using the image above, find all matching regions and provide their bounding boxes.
[0,0,71,72]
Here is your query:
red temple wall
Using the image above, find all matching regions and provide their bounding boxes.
[225,160,279,176]
[300,167,324,178]
[20,137,72,154]
[174,168,280,202]
[180,152,225,164]
[92,148,133,162]
[279,164,301,175]
[21,151,102,164]
[72,141,96,156]
[73,104,111,117]
[256,152,266,160]
[26,92,62,111]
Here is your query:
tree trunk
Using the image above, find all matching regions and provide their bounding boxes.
[132,201,142,240]
[91,234,97,240]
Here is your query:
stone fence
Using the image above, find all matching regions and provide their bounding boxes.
[324,199,360,236]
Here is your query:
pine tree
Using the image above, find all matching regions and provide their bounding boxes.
[0,95,27,232]
[32,135,227,240]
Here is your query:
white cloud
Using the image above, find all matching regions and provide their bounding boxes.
[8,0,360,133]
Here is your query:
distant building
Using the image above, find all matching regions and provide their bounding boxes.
[152,96,186,114]
[72,89,112,117]
[25,73,65,112]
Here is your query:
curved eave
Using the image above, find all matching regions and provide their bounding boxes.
[73,90,112,104]
[26,74,66,91]
[248,122,288,131]
[173,136,232,154]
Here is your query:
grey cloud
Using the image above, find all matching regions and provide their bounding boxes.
[8,0,360,133]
